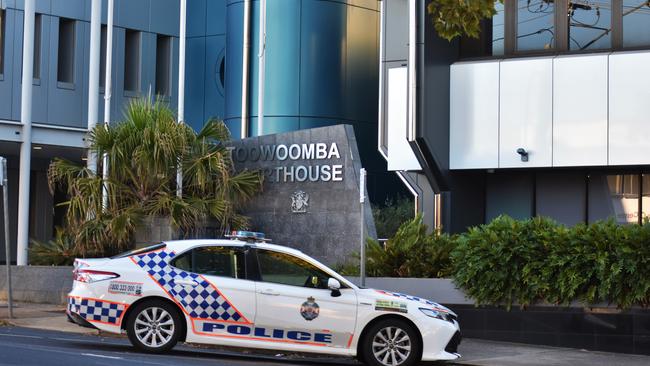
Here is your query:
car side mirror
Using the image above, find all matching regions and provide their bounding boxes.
[328,278,341,297]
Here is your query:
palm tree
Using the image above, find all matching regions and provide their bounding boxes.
[46,98,263,258]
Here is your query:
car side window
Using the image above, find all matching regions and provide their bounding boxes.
[256,249,333,289]
[171,246,245,279]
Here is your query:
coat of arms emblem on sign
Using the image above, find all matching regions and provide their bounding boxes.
[291,190,309,213]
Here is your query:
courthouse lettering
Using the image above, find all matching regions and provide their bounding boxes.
[232,143,344,183]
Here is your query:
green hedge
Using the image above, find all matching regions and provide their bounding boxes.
[341,214,650,309]
[453,216,650,309]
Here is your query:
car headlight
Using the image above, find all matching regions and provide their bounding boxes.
[419,307,455,323]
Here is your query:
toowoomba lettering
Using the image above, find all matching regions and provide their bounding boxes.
[232,143,344,183]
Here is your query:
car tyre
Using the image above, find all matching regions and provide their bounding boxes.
[126,299,183,353]
[360,318,421,366]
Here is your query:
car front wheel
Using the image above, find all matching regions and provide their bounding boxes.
[361,318,421,366]
[126,300,182,353]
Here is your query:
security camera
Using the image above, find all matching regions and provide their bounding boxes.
[516,148,529,162]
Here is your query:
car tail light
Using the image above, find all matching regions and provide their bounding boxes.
[73,269,120,283]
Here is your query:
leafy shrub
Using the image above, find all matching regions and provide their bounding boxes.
[451,216,650,309]
[451,216,560,309]
[372,196,415,239]
[338,214,455,278]
[29,229,79,266]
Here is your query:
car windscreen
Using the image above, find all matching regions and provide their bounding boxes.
[110,243,166,259]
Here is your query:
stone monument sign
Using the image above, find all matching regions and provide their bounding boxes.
[231,125,376,265]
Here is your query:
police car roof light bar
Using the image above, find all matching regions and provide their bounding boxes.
[226,230,271,243]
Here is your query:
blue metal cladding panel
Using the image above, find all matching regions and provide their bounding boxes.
[203,35,226,124]
[46,16,86,128]
[224,117,242,140]
[299,0,347,120]
[186,36,206,130]
[249,116,299,136]
[187,0,207,37]
[248,0,260,118]
[50,0,86,21]
[345,5,378,123]
[298,117,337,130]
[115,0,151,31]
[264,0,300,117]
[206,0,226,36]
[0,9,16,120]
[224,1,243,121]
[150,0,180,36]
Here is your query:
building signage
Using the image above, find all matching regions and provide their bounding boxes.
[230,125,376,265]
[231,143,344,183]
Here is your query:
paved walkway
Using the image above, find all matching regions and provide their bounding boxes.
[2,302,650,366]
[452,338,650,366]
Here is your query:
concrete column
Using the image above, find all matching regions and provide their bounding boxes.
[176,0,186,198]
[87,0,101,173]
[102,0,114,210]
[16,0,36,265]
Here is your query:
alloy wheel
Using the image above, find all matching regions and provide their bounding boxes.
[134,307,175,348]
[371,326,412,366]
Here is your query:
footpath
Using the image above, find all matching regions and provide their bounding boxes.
[2,302,650,366]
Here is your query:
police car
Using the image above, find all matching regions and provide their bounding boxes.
[67,232,461,366]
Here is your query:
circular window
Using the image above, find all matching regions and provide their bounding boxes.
[214,50,226,97]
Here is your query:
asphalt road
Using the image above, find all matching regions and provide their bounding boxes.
[0,326,359,366]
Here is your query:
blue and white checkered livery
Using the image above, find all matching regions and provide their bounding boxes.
[68,297,126,325]
[132,250,247,322]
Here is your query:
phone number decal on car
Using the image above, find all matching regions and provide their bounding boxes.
[108,281,143,296]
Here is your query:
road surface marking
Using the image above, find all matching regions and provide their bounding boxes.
[0,333,43,339]
[82,353,123,360]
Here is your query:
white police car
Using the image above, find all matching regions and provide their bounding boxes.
[67,232,461,366]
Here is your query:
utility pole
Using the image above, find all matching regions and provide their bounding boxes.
[359,168,367,287]
[1,157,12,318]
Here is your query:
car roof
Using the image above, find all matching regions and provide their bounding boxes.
[162,239,305,256]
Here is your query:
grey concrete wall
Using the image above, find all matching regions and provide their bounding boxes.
[0,266,73,305]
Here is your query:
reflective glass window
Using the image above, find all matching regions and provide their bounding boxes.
[493,2,505,55]
[569,1,611,50]
[643,174,650,222]
[606,174,639,224]
[517,0,556,51]
[623,1,650,47]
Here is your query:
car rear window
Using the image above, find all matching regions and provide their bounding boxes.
[110,243,166,259]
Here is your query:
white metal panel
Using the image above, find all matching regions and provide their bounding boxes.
[553,54,608,167]
[449,61,500,169]
[387,67,421,171]
[609,51,650,165]
[499,58,553,168]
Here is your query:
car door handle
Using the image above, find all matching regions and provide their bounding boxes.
[174,279,198,287]
[259,289,280,296]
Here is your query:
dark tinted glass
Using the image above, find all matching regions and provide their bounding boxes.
[172,246,245,279]
[256,250,331,289]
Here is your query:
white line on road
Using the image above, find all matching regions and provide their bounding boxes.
[81,353,123,360]
[0,333,43,339]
